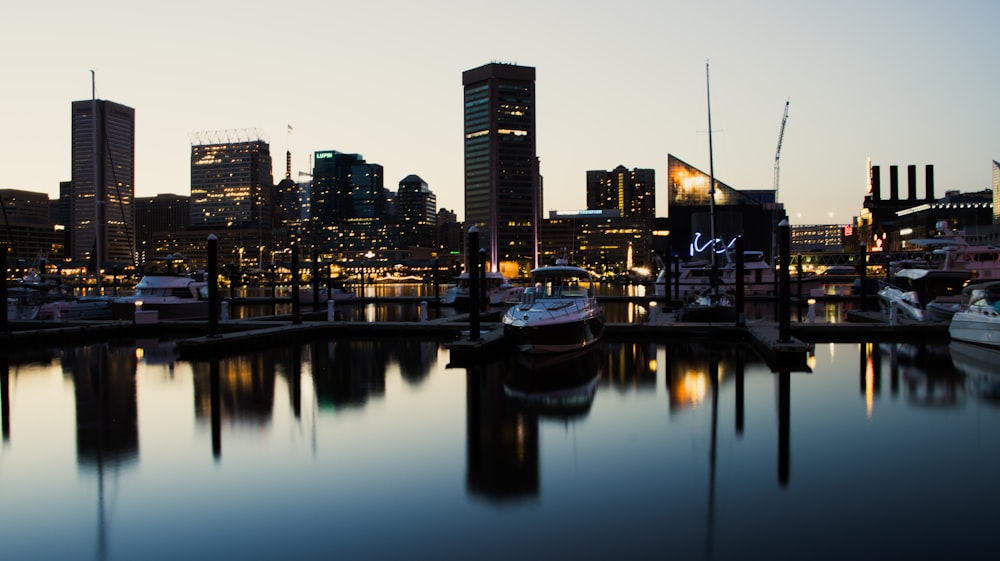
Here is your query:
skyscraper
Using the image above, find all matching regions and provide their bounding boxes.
[462,62,540,276]
[71,99,135,266]
[586,165,656,218]
[397,174,437,249]
[189,130,274,268]
[993,160,999,223]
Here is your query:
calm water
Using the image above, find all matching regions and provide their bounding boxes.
[2,334,998,561]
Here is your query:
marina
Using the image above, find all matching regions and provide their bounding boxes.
[0,314,996,560]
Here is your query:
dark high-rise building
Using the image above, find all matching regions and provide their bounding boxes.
[310,150,387,257]
[1,189,62,266]
[462,62,540,277]
[274,150,304,248]
[71,99,135,267]
[135,194,190,263]
[189,130,273,268]
[397,174,437,249]
[586,165,655,219]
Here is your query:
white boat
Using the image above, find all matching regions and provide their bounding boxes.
[501,262,604,354]
[877,268,970,322]
[6,273,112,320]
[440,271,524,308]
[672,250,778,299]
[948,281,1000,348]
[906,221,1000,282]
[109,254,209,320]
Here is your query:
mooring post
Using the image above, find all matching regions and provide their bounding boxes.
[479,248,487,312]
[291,243,301,325]
[778,219,791,342]
[796,255,803,323]
[1,247,8,333]
[207,234,220,337]
[735,235,745,327]
[311,248,320,311]
[433,257,440,302]
[858,242,869,312]
[467,227,481,341]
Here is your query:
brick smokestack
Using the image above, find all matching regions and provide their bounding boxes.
[907,165,917,200]
[871,165,880,201]
[889,165,899,201]
[925,165,935,201]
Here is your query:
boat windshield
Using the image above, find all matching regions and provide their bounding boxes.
[530,273,592,299]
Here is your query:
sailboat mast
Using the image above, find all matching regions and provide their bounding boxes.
[705,62,718,293]
[91,70,102,293]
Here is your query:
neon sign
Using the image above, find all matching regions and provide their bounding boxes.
[689,232,737,257]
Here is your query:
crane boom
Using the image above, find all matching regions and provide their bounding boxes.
[773,99,789,200]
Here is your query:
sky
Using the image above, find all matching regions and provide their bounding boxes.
[1,0,997,227]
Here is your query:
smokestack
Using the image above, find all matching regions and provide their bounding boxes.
[907,165,917,200]
[889,165,899,201]
[871,165,881,201]
[925,165,935,201]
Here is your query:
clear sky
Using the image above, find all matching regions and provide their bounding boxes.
[2,0,997,226]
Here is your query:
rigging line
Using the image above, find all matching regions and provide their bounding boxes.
[103,130,137,268]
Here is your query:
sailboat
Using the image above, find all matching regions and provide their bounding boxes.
[679,62,737,322]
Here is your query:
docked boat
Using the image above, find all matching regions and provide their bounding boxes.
[109,254,209,320]
[948,281,1000,348]
[672,250,779,299]
[877,268,970,322]
[906,221,1000,282]
[441,271,524,309]
[502,263,604,354]
[6,273,112,320]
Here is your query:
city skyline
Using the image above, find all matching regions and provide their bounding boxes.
[2,0,998,227]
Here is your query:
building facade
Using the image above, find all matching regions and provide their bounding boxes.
[666,154,784,263]
[539,209,652,277]
[586,165,655,219]
[135,194,190,264]
[189,130,274,269]
[462,62,540,277]
[1,189,62,268]
[397,174,437,249]
[70,99,135,267]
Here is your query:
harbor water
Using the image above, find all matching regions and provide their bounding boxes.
[1,328,998,560]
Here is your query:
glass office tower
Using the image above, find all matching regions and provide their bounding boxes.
[462,62,540,277]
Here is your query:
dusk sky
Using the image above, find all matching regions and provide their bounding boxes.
[2,0,997,226]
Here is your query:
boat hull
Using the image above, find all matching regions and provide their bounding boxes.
[504,314,605,354]
[110,299,209,321]
[949,308,1000,348]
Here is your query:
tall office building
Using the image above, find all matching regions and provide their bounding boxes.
[397,174,437,249]
[135,194,190,262]
[189,130,274,268]
[310,150,386,257]
[586,165,655,218]
[71,99,135,266]
[462,62,540,276]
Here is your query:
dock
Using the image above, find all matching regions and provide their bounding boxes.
[1,302,948,372]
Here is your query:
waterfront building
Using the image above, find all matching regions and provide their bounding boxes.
[462,62,541,278]
[397,175,437,249]
[586,165,655,219]
[135,194,190,265]
[70,99,135,267]
[665,154,783,263]
[189,130,274,269]
[539,209,652,278]
[0,189,62,268]
[310,150,390,260]
[791,224,849,253]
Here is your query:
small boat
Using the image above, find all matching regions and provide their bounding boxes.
[948,281,1000,348]
[501,261,604,354]
[109,254,209,320]
[877,268,971,323]
[6,273,112,320]
[441,271,524,309]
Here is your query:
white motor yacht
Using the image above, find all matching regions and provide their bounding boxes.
[948,281,1000,348]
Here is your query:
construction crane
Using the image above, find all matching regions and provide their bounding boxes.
[773,99,789,201]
